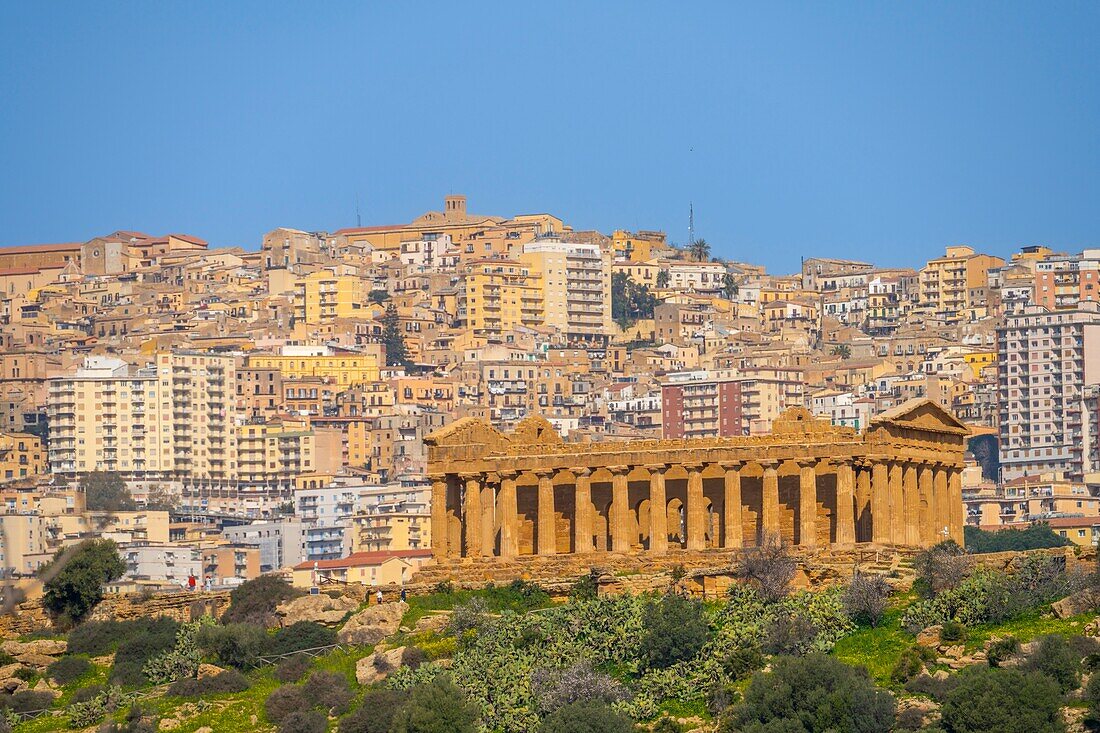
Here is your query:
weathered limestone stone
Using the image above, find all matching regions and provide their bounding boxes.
[411,611,450,634]
[916,625,942,647]
[197,663,226,679]
[2,639,66,657]
[275,594,359,627]
[1053,589,1100,619]
[16,652,58,669]
[338,602,408,645]
[355,646,407,685]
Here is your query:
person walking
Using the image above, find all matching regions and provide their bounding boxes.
[376,589,384,605]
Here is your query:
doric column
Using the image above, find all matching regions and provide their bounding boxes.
[498,470,518,559]
[855,459,871,542]
[574,468,594,554]
[796,459,817,547]
[722,462,743,549]
[462,473,482,558]
[430,474,449,558]
[685,463,706,551]
[610,465,631,553]
[759,460,781,543]
[948,465,964,544]
[870,459,890,544]
[918,463,934,547]
[480,475,496,556]
[536,469,556,556]
[647,464,668,555]
[888,461,904,544]
[933,463,949,543]
[903,462,919,546]
[835,460,856,545]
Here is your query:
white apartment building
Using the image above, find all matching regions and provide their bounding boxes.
[521,238,613,343]
[997,303,1100,480]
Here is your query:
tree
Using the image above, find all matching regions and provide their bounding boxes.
[611,272,658,329]
[539,701,635,733]
[221,574,302,627]
[143,484,177,512]
[81,471,135,512]
[733,532,797,603]
[382,303,410,367]
[639,593,710,670]
[722,272,739,301]
[843,572,893,628]
[963,524,1070,554]
[391,676,479,733]
[368,289,390,304]
[830,344,852,360]
[688,238,711,262]
[912,540,968,598]
[656,269,670,288]
[1022,635,1080,693]
[41,539,125,624]
[939,666,1064,733]
[722,654,895,733]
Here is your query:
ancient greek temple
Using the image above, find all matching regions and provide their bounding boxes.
[425,398,969,560]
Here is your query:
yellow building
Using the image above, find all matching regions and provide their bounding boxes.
[351,510,430,553]
[963,351,996,380]
[0,432,45,483]
[520,238,613,343]
[290,550,433,588]
[611,230,666,263]
[462,259,542,337]
[292,270,365,326]
[235,419,316,494]
[246,348,380,390]
[919,245,1005,322]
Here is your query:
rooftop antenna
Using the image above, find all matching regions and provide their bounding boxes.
[688,202,695,246]
[356,194,361,228]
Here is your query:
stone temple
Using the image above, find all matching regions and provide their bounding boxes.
[425,398,969,561]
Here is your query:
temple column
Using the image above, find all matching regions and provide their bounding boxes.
[536,469,556,556]
[480,476,496,556]
[932,463,949,543]
[918,463,934,547]
[462,473,482,558]
[685,463,706,551]
[903,462,919,546]
[948,465,964,544]
[722,462,743,549]
[835,460,856,545]
[498,470,518,559]
[759,460,781,543]
[430,474,449,558]
[574,468,594,554]
[647,464,668,555]
[797,459,817,547]
[855,460,872,542]
[888,461,904,544]
[871,459,890,544]
[610,465,631,553]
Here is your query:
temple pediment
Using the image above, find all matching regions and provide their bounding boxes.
[510,415,563,446]
[424,417,509,451]
[869,398,970,436]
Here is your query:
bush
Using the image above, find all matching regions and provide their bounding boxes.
[570,574,599,601]
[279,711,327,733]
[68,620,126,656]
[843,572,892,628]
[1023,634,1080,693]
[940,621,966,643]
[733,532,796,602]
[303,670,354,715]
[111,617,180,687]
[721,654,895,733]
[390,676,479,733]
[167,669,250,697]
[763,612,820,656]
[964,524,1071,553]
[1084,669,1100,725]
[719,646,765,680]
[538,700,635,733]
[266,684,310,725]
[639,594,710,670]
[446,597,490,636]
[270,621,335,656]
[41,539,126,625]
[652,719,684,733]
[905,672,957,702]
[530,661,629,715]
[402,646,427,670]
[221,575,302,627]
[339,689,408,733]
[891,648,927,684]
[47,655,90,684]
[275,654,312,683]
[72,684,103,703]
[913,540,967,598]
[986,637,1019,667]
[197,622,271,669]
[4,689,54,713]
[940,666,1064,733]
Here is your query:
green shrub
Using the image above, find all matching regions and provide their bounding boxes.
[719,646,765,680]
[46,655,90,685]
[905,672,957,702]
[940,666,1064,733]
[339,688,408,733]
[67,619,126,656]
[652,720,684,733]
[72,684,103,703]
[167,669,250,697]
[1023,634,1080,693]
[41,539,126,625]
[303,670,354,715]
[940,621,966,643]
[270,621,335,656]
[197,622,271,669]
[279,711,327,733]
[721,654,895,733]
[986,637,1019,667]
[390,676,479,733]
[3,689,54,713]
[275,654,312,683]
[12,666,36,681]
[1084,669,1100,725]
[110,617,180,687]
[538,700,634,733]
[964,524,1071,553]
[221,575,302,627]
[569,574,599,601]
[266,684,310,725]
[891,648,926,684]
[639,594,710,670]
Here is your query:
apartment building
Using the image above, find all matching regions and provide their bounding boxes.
[222,519,309,572]
[234,419,316,499]
[0,432,44,483]
[245,346,380,390]
[1034,249,1100,311]
[964,474,1098,527]
[919,245,1004,322]
[997,303,1100,480]
[611,230,666,263]
[349,478,431,554]
[291,270,365,325]
[661,368,805,438]
[461,259,542,337]
[520,238,612,344]
[48,353,237,490]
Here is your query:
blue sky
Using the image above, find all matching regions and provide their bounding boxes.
[1,2,1098,273]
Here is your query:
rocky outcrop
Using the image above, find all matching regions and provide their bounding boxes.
[355,646,407,685]
[275,594,359,627]
[1053,589,1100,619]
[1,638,67,670]
[338,602,408,645]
